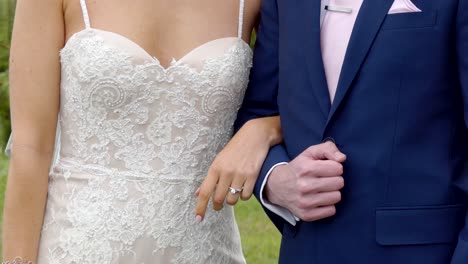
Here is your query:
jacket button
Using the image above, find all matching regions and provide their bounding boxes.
[322,137,336,144]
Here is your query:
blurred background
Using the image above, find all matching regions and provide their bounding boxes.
[0,0,279,262]
[0,0,14,258]
[0,0,12,151]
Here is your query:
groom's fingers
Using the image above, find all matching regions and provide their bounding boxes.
[300,205,337,222]
[310,191,342,207]
[297,160,343,179]
[304,141,346,162]
[296,175,344,194]
[315,176,345,192]
[195,170,219,222]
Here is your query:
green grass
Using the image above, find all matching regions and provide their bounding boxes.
[235,198,281,263]
[0,155,7,214]
[0,155,280,263]
[0,154,8,256]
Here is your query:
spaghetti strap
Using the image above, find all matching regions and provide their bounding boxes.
[79,0,91,29]
[238,0,245,39]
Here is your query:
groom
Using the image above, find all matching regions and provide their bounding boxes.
[235,0,468,263]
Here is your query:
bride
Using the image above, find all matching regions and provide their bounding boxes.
[2,0,282,263]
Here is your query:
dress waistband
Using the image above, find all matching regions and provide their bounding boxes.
[52,158,203,184]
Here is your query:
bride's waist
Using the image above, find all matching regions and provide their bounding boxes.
[52,157,205,183]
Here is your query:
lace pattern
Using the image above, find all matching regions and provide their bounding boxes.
[37,27,252,264]
[59,30,252,178]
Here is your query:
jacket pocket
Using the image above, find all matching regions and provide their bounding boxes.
[381,11,437,30]
[375,204,466,246]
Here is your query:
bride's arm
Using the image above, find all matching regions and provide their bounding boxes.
[195,116,282,221]
[2,0,64,262]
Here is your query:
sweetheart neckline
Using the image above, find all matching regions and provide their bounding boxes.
[61,28,251,71]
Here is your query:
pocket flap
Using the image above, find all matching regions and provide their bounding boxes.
[376,205,466,246]
[382,11,437,30]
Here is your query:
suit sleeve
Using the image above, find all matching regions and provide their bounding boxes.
[451,0,468,263]
[233,0,291,232]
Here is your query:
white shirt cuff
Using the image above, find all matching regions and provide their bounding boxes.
[259,162,300,226]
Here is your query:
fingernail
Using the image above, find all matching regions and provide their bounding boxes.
[335,152,346,160]
[195,215,203,223]
[195,188,200,196]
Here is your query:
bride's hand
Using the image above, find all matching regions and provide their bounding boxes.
[194,116,282,222]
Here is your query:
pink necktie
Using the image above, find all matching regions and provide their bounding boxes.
[321,0,364,102]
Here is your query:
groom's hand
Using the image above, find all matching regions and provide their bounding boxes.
[265,141,346,222]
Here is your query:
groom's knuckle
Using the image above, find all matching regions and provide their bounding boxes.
[296,210,307,220]
[305,145,316,154]
[296,198,309,210]
[325,163,339,177]
[294,162,307,176]
[311,208,328,220]
[297,179,309,194]
[308,163,320,176]
[309,179,321,192]
[299,214,310,221]
[303,211,318,221]
[310,197,321,208]
[324,140,336,150]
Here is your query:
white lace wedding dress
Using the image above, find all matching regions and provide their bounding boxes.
[36,0,252,263]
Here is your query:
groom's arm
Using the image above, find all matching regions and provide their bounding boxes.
[234,0,295,232]
[451,0,468,263]
[235,0,280,127]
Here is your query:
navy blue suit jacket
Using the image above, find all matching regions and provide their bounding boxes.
[235,0,468,263]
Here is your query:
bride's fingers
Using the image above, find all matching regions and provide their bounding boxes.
[213,175,231,211]
[226,176,245,206]
[240,177,255,201]
[195,171,218,222]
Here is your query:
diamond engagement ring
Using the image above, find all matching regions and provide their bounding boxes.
[229,187,243,195]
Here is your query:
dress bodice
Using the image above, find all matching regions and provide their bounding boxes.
[58,27,252,181]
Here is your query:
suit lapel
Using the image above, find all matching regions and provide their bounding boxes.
[325,0,395,126]
[305,0,331,120]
